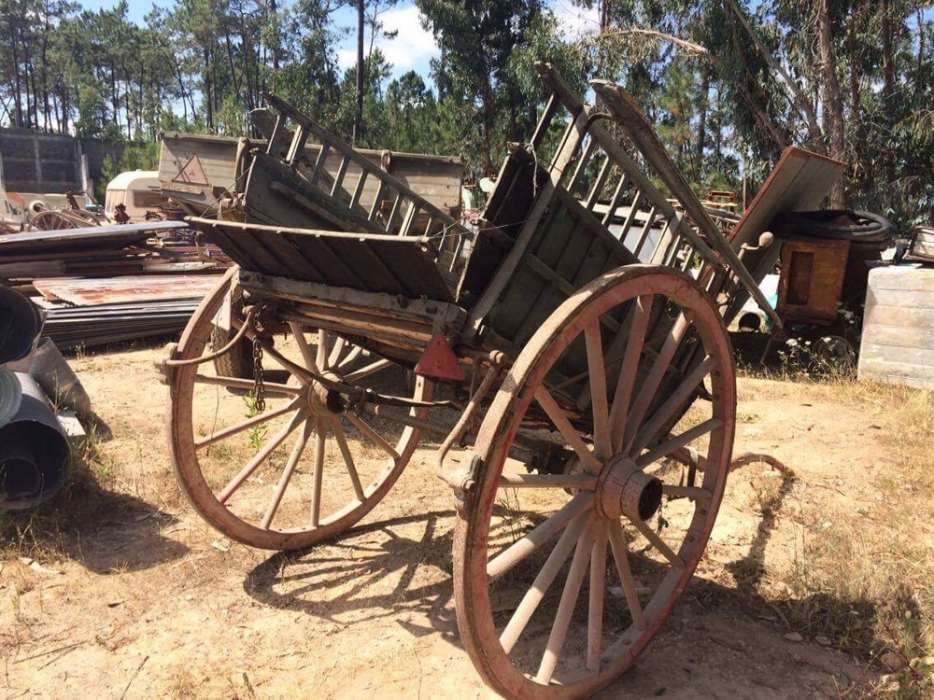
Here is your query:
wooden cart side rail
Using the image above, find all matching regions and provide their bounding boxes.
[588,78,782,329]
[263,93,464,234]
[188,215,440,244]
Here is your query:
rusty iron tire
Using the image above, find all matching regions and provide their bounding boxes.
[168,268,432,550]
[453,265,736,698]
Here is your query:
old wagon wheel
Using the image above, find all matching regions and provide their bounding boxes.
[454,265,735,698]
[168,269,432,550]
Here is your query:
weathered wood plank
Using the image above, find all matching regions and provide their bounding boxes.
[858,266,934,389]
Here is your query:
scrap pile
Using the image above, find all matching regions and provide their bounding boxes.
[0,220,228,349]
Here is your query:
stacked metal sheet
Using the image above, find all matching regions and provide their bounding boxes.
[41,299,201,349]
[33,275,219,350]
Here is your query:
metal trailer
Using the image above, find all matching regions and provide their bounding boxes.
[162,64,789,698]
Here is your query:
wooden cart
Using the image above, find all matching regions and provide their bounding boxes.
[162,64,781,698]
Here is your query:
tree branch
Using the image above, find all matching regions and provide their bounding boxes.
[723,0,823,147]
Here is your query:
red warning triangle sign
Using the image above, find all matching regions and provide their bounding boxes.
[415,334,465,383]
[173,154,209,186]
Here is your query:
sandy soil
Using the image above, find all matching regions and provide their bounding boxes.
[1,343,926,699]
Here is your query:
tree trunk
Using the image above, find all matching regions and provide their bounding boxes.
[846,4,870,194]
[110,62,118,126]
[353,0,365,144]
[269,0,279,72]
[696,66,710,181]
[714,83,722,171]
[11,33,23,127]
[203,46,213,129]
[880,0,897,194]
[817,0,846,206]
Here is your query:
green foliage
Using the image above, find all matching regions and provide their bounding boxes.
[0,0,929,226]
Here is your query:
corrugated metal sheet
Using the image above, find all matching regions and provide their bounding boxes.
[33,274,221,306]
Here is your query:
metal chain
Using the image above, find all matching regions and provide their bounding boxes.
[252,335,266,412]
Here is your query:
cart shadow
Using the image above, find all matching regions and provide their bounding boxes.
[242,476,890,675]
[244,509,462,642]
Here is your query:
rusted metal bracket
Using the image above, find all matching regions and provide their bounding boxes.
[155,342,181,386]
[438,452,484,501]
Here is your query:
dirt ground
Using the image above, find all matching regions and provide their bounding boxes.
[1,344,932,699]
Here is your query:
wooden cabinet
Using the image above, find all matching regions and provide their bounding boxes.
[777,238,850,324]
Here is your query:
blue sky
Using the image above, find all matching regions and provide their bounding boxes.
[78,0,602,82]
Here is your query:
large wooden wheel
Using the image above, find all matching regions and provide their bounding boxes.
[454,265,736,698]
[168,269,432,550]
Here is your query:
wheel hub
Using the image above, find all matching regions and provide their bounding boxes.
[595,454,663,522]
[306,373,346,415]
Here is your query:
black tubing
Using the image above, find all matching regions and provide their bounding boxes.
[0,373,70,511]
[0,286,43,364]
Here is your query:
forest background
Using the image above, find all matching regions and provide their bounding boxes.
[0,0,930,227]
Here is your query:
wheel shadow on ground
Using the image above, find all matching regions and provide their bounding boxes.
[1,463,189,575]
[242,470,886,690]
[244,509,462,641]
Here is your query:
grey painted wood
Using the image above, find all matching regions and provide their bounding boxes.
[858,266,934,389]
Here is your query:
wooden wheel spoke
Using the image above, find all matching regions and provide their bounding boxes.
[196,397,302,449]
[218,408,307,504]
[316,329,330,371]
[630,518,685,569]
[261,417,315,529]
[636,418,722,468]
[630,356,717,456]
[535,520,596,685]
[288,321,319,373]
[342,358,392,383]
[345,412,400,461]
[332,418,365,501]
[310,418,326,527]
[534,387,601,474]
[584,321,611,459]
[587,520,608,671]
[487,494,592,579]
[499,514,589,654]
[327,336,347,370]
[193,373,302,396]
[609,295,653,453]
[257,341,314,384]
[606,522,646,629]
[337,344,365,369]
[497,474,597,490]
[622,312,691,453]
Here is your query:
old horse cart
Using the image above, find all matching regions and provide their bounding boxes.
[162,65,784,697]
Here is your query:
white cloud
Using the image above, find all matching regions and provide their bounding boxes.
[336,3,439,77]
[550,0,601,40]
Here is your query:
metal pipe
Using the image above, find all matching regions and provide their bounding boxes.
[0,367,22,427]
[0,373,70,511]
[0,286,43,364]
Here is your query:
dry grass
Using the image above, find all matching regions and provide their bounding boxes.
[739,372,934,698]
